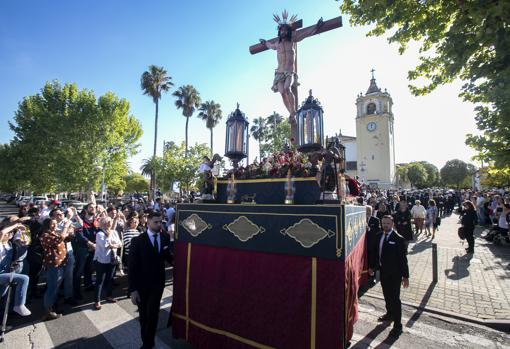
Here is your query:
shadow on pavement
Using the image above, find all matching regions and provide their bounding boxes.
[405,281,436,329]
[350,323,388,349]
[444,254,472,280]
[408,238,431,255]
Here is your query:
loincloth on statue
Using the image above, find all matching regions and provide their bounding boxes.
[272,71,297,92]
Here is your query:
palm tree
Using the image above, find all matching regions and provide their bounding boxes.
[267,111,284,131]
[266,111,284,147]
[140,65,173,197]
[173,85,201,157]
[198,100,222,157]
[250,116,268,161]
[140,156,162,195]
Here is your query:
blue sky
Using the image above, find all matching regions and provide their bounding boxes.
[0,0,478,170]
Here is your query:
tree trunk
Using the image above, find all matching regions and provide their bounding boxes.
[210,128,213,157]
[185,116,189,157]
[259,140,263,161]
[152,101,159,199]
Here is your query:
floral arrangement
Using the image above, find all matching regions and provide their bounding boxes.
[224,151,319,180]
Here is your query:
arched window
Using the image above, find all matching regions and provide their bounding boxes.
[366,103,376,115]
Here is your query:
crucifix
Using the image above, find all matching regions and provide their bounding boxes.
[250,11,342,144]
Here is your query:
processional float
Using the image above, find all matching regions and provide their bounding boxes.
[171,11,368,349]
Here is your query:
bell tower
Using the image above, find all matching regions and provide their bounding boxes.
[355,71,396,188]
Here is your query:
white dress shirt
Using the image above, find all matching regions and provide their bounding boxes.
[147,229,161,252]
[379,230,393,266]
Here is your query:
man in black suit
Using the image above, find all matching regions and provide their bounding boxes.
[359,205,381,297]
[129,210,173,349]
[368,215,409,338]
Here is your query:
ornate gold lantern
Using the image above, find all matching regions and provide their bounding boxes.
[297,90,324,153]
[225,103,249,168]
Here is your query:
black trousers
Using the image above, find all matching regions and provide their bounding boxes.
[464,227,475,251]
[138,287,164,348]
[380,269,402,328]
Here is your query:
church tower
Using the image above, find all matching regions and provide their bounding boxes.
[355,72,396,188]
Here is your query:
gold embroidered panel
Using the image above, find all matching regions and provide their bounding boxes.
[223,216,266,242]
[181,214,212,237]
[280,219,335,248]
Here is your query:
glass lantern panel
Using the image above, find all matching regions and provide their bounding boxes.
[235,120,243,152]
[298,111,305,146]
[229,122,237,152]
[314,111,322,144]
[305,110,314,144]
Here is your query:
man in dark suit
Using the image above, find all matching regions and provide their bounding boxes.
[368,215,409,338]
[359,205,381,297]
[129,210,173,349]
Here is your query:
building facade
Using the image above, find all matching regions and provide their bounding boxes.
[341,75,396,189]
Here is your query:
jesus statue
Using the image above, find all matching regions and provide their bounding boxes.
[259,11,324,133]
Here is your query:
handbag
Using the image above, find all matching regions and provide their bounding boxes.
[436,216,441,226]
[457,227,466,240]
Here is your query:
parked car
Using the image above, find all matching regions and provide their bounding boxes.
[16,196,31,207]
[29,196,48,205]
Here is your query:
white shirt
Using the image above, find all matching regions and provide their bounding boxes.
[379,230,393,266]
[199,162,212,173]
[147,229,161,252]
[411,205,426,219]
[94,230,122,264]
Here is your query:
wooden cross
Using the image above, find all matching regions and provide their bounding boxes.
[249,15,342,142]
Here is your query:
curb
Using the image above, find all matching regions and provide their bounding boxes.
[363,293,510,333]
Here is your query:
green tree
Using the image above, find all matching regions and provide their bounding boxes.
[197,100,222,157]
[260,120,291,157]
[173,85,201,157]
[124,172,149,193]
[440,159,468,189]
[6,81,142,194]
[340,1,510,173]
[140,65,173,197]
[160,142,210,193]
[419,161,440,187]
[406,162,428,189]
[250,116,268,161]
[140,156,164,191]
[395,164,409,187]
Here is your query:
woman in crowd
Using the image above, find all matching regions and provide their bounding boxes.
[137,210,148,233]
[425,199,438,239]
[411,200,426,236]
[0,220,32,316]
[376,202,390,222]
[460,201,478,254]
[122,211,140,262]
[93,217,122,310]
[40,217,71,320]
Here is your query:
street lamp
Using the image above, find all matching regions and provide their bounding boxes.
[225,103,249,169]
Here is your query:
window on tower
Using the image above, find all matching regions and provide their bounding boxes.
[367,103,376,115]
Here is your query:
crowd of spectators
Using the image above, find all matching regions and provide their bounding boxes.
[0,196,176,321]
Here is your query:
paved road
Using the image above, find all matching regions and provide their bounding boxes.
[366,213,510,322]
[1,203,508,348]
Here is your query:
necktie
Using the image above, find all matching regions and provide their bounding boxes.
[153,234,159,253]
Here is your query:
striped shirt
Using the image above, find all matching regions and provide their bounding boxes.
[123,229,140,256]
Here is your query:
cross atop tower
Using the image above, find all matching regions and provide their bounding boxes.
[370,68,375,79]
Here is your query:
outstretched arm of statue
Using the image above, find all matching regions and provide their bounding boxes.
[260,38,278,50]
[293,17,324,43]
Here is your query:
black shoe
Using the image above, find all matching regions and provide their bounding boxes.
[389,326,403,338]
[466,249,474,254]
[377,314,392,322]
[65,298,78,306]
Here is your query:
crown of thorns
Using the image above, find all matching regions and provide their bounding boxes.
[273,10,297,27]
